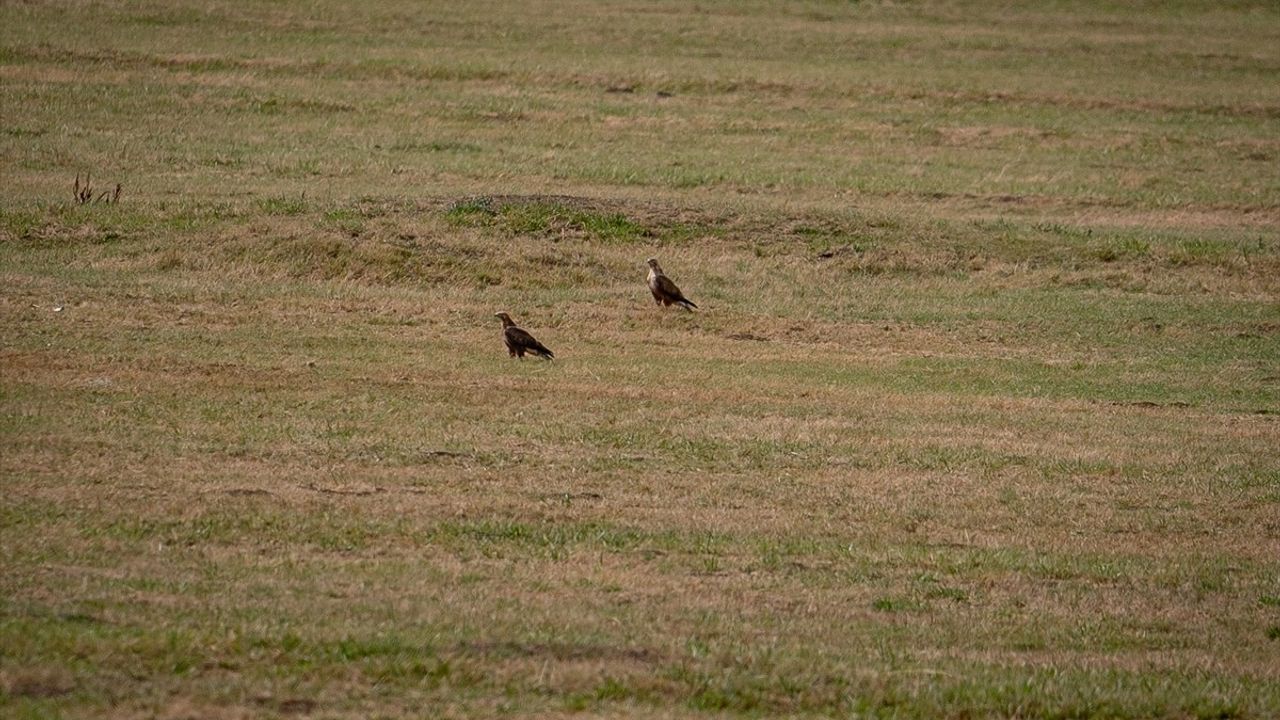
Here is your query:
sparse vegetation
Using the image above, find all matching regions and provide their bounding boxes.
[448,197,651,244]
[2,0,1278,718]
[72,173,121,206]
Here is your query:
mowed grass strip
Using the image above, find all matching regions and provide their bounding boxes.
[3,196,1278,717]
[3,0,1280,718]
[2,1,1278,218]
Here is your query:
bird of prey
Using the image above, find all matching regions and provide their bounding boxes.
[494,312,555,360]
[646,258,697,311]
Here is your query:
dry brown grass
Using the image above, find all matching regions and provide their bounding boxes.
[4,197,1278,716]
[3,0,1280,716]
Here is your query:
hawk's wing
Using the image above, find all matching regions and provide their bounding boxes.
[654,275,685,302]
[653,274,696,308]
[506,326,554,357]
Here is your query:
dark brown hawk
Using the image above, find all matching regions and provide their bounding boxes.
[494,312,555,360]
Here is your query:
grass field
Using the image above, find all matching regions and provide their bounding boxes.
[2,1,1279,717]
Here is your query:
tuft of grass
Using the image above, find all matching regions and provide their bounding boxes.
[871,597,923,613]
[388,139,482,153]
[256,195,309,216]
[444,196,496,223]
[447,198,651,244]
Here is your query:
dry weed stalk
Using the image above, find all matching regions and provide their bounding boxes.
[74,173,122,205]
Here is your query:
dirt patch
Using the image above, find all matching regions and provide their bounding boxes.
[253,696,318,715]
[459,640,663,665]
[1110,400,1194,410]
[0,667,74,698]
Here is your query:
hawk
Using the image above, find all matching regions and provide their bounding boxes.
[494,312,555,360]
[646,258,697,311]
